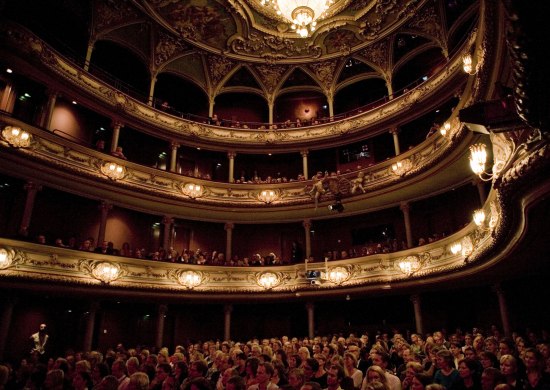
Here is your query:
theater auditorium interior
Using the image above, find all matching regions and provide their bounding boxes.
[0,0,549,361]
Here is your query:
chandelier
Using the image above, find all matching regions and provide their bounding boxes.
[260,0,334,37]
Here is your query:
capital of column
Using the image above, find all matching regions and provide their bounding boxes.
[389,127,399,135]
[170,141,180,150]
[98,201,113,212]
[400,202,410,213]
[306,302,315,311]
[227,151,237,159]
[491,283,504,296]
[88,301,101,313]
[45,88,59,98]
[301,150,309,158]
[410,294,421,305]
[224,222,235,231]
[162,216,174,225]
[24,181,42,193]
[224,304,233,314]
[158,304,168,316]
[111,121,124,130]
[302,219,312,229]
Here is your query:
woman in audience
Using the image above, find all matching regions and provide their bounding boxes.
[454,359,482,390]
[411,373,433,390]
[433,349,460,390]
[500,354,524,390]
[343,352,363,390]
[402,362,424,390]
[523,347,550,390]
[479,352,500,370]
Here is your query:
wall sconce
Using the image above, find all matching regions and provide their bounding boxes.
[396,255,423,276]
[440,121,451,137]
[257,272,281,290]
[100,162,126,181]
[2,126,32,148]
[469,143,493,181]
[462,53,478,75]
[91,261,121,284]
[258,189,278,204]
[473,202,499,232]
[0,248,13,269]
[327,266,350,285]
[450,241,462,255]
[391,159,412,176]
[182,183,204,199]
[177,270,203,289]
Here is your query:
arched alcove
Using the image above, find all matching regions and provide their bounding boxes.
[334,79,388,115]
[155,73,209,118]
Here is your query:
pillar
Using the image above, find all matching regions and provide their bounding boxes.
[110,122,123,152]
[493,284,511,338]
[410,294,423,335]
[84,41,95,72]
[223,304,233,341]
[328,99,334,119]
[41,90,58,130]
[303,219,312,259]
[306,302,315,339]
[228,152,236,183]
[225,222,234,262]
[162,216,173,250]
[390,127,400,155]
[82,301,100,352]
[19,182,42,237]
[209,97,215,119]
[155,304,168,349]
[400,202,413,249]
[148,76,157,106]
[170,142,180,173]
[301,150,309,179]
[0,80,16,113]
[474,179,487,206]
[0,296,17,361]
[268,101,274,125]
[97,202,112,246]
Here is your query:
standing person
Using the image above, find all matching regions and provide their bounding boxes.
[30,323,49,358]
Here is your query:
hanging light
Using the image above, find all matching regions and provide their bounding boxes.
[177,270,203,289]
[327,266,350,285]
[91,262,121,284]
[258,272,280,289]
[450,242,462,255]
[462,53,477,75]
[182,183,204,199]
[440,121,451,137]
[473,209,486,227]
[469,143,494,181]
[260,0,334,37]
[391,159,412,176]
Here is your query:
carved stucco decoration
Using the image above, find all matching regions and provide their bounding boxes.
[255,64,288,94]
[155,31,192,67]
[358,39,390,73]
[94,0,141,32]
[229,33,323,60]
[308,60,338,91]
[208,55,236,89]
[407,4,447,56]
[360,0,419,39]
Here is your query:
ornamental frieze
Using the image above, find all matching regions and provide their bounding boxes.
[155,31,192,66]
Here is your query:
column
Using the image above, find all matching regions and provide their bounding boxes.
[0,81,16,113]
[303,219,312,259]
[110,121,124,152]
[474,179,487,206]
[170,142,180,173]
[390,127,400,155]
[227,152,236,183]
[328,99,334,119]
[82,301,100,352]
[225,222,234,262]
[84,40,95,72]
[410,294,424,335]
[268,100,274,125]
[223,304,233,341]
[493,284,511,338]
[301,150,309,179]
[209,97,215,119]
[400,202,413,249]
[306,302,315,339]
[148,76,157,106]
[0,296,17,361]
[41,90,58,130]
[155,304,168,349]
[162,216,173,250]
[19,182,42,237]
[97,202,112,246]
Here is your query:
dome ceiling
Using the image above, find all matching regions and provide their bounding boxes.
[84,0,475,96]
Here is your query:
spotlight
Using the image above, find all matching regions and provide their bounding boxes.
[328,202,344,213]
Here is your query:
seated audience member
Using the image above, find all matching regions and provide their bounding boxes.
[111,146,127,160]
